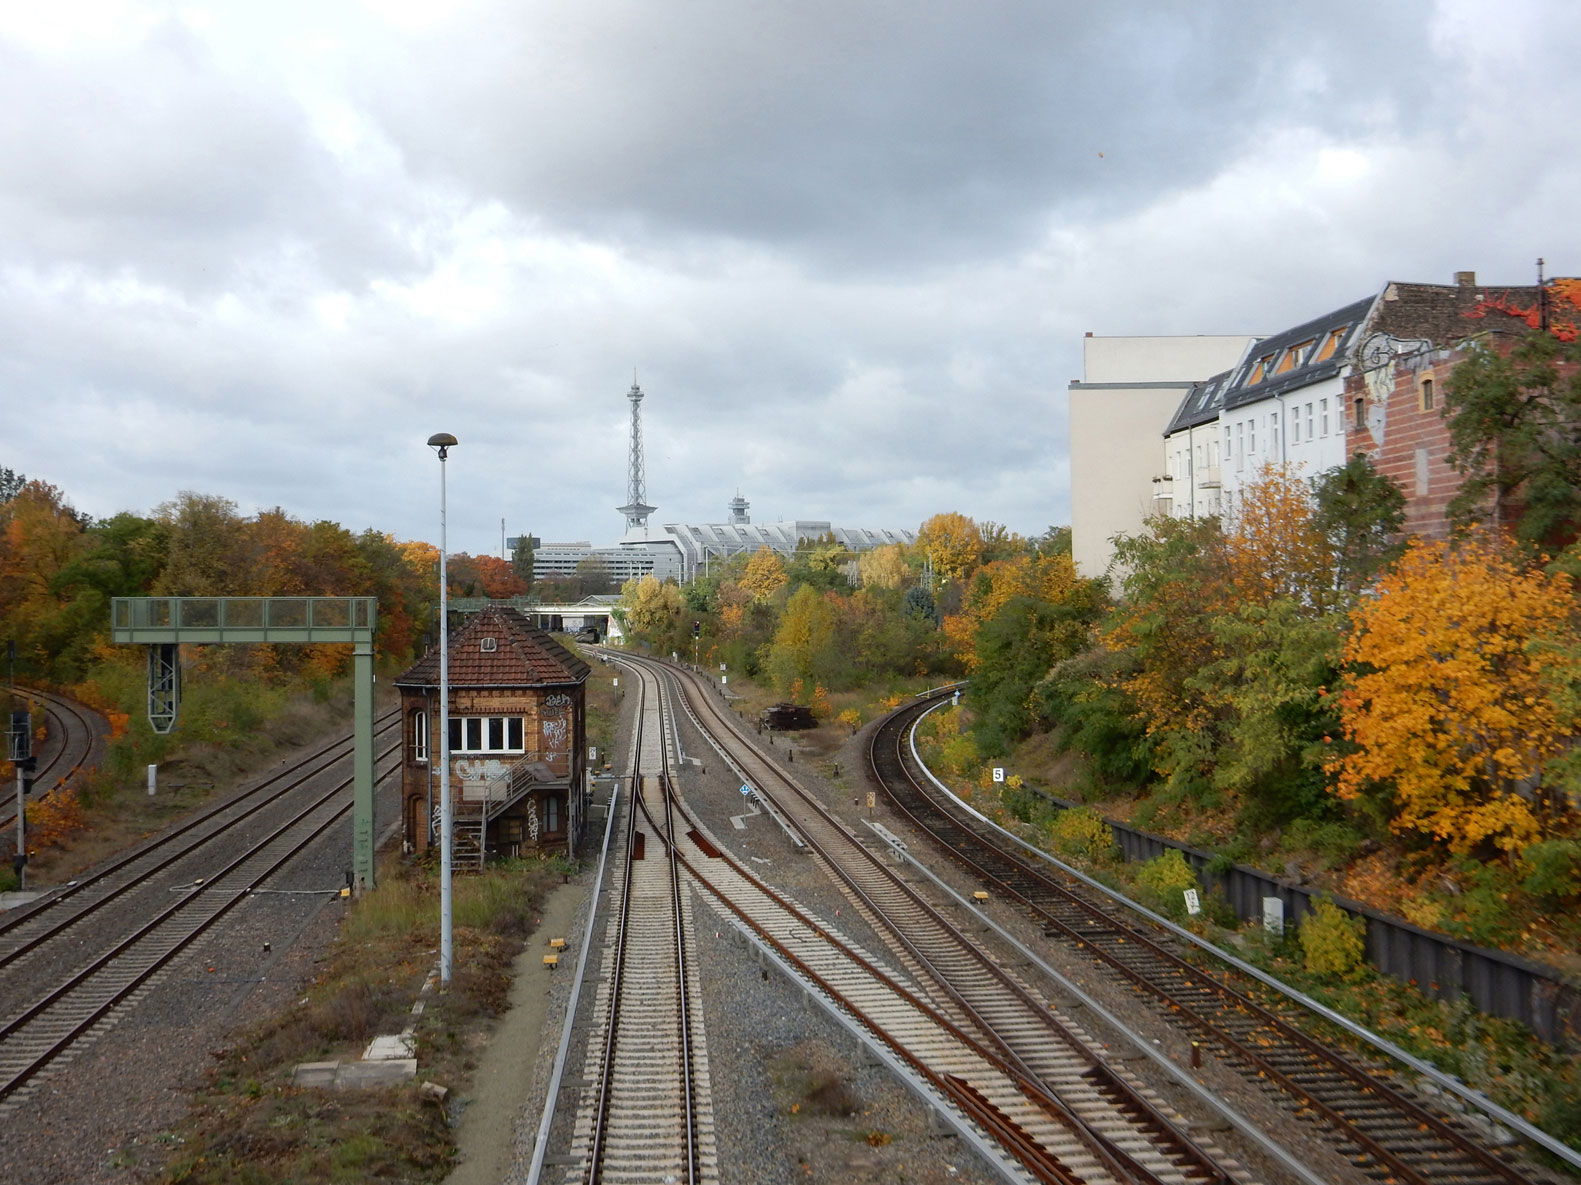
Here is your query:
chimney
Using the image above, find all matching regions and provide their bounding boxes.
[1454,270,1477,288]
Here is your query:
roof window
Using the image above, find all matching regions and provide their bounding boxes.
[1314,326,1348,362]
[480,637,498,653]
[1275,339,1315,374]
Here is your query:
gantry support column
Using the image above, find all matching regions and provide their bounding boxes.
[111,595,381,893]
[353,634,375,892]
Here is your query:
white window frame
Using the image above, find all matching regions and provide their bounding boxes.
[411,709,428,764]
[448,715,526,754]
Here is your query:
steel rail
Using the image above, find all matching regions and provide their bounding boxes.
[874,693,1550,1185]
[0,732,402,972]
[648,769,1110,1184]
[0,710,400,939]
[585,666,702,1185]
[584,680,644,1183]
[523,771,622,1185]
[1,688,106,838]
[639,655,1232,1185]
[0,751,402,1103]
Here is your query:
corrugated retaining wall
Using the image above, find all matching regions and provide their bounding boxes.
[1033,787,1580,1046]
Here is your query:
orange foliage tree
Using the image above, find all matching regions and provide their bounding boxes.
[1224,463,1337,611]
[1329,534,1581,855]
[944,553,1081,670]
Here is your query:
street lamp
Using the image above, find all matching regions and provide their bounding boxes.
[428,432,458,987]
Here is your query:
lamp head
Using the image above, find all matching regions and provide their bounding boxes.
[427,432,458,459]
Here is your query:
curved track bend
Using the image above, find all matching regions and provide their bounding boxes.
[869,692,1559,1185]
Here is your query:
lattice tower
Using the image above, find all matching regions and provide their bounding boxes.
[616,380,656,531]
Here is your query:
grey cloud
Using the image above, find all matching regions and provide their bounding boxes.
[369,1,1443,270]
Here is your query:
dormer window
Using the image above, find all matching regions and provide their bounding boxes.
[1314,326,1347,362]
[1276,339,1315,375]
[480,637,498,652]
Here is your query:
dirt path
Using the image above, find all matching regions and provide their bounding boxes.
[444,880,589,1185]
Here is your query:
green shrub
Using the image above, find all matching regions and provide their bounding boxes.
[1521,838,1581,905]
[1132,848,1198,919]
[1300,899,1367,979]
[1046,807,1117,866]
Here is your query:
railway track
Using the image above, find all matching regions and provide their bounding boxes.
[868,692,1558,1185]
[0,711,403,1110]
[560,662,716,1184]
[622,654,1250,1185]
[2,687,109,841]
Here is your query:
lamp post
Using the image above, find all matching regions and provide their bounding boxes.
[428,432,458,987]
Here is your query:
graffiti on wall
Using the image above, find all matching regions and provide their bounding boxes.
[540,692,572,774]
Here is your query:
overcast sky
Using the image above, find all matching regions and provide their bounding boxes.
[3,1,1577,556]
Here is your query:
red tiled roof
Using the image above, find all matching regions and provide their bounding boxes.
[394,606,590,688]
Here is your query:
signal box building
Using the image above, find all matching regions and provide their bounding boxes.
[394,606,590,864]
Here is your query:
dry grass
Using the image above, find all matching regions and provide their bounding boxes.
[156,857,566,1184]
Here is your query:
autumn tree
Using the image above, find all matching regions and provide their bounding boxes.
[0,481,93,679]
[977,521,1028,565]
[764,584,844,694]
[1311,453,1406,597]
[857,543,912,590]
[1223,463,1335,611]
[156,492,247,596]
[916,512,983,585]
[1330,534,1581,855]
[967,583,1105,755]
[619,575,685,652]
[740,545,789,603]
[943,553,1084,670]
[1446,327,1581,549]
[1189,598,1345,822]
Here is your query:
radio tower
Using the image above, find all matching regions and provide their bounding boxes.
[616,378,656,534]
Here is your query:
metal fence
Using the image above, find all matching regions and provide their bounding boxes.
[1034,787,1580,1046]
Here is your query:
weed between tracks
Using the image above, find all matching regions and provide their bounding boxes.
[153,857,569,1184]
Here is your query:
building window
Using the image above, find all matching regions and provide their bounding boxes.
[411,710,428,763]
[480,637,498,653]
[1321,398,1329,437]
[1306,402,1315,439]
[1420,376,1436,411]
[1236,422,1245,471]
[1315,326,1347,362]
[1353,397,1365,431]
[1249,419,1257,454]
[449,715,526,753]
[1291,407,1300,444]
[544,794,563,834]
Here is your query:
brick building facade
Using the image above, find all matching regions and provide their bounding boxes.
[1343,274,1555,541]
[394,605,590,863]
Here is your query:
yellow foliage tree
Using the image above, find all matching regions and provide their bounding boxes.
[1330,534,1581,854]
[740,545,788,603]
[916,512,983,585]
[857,543,912,590]
[1224,463,1335,611]
[620,575,684,647]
